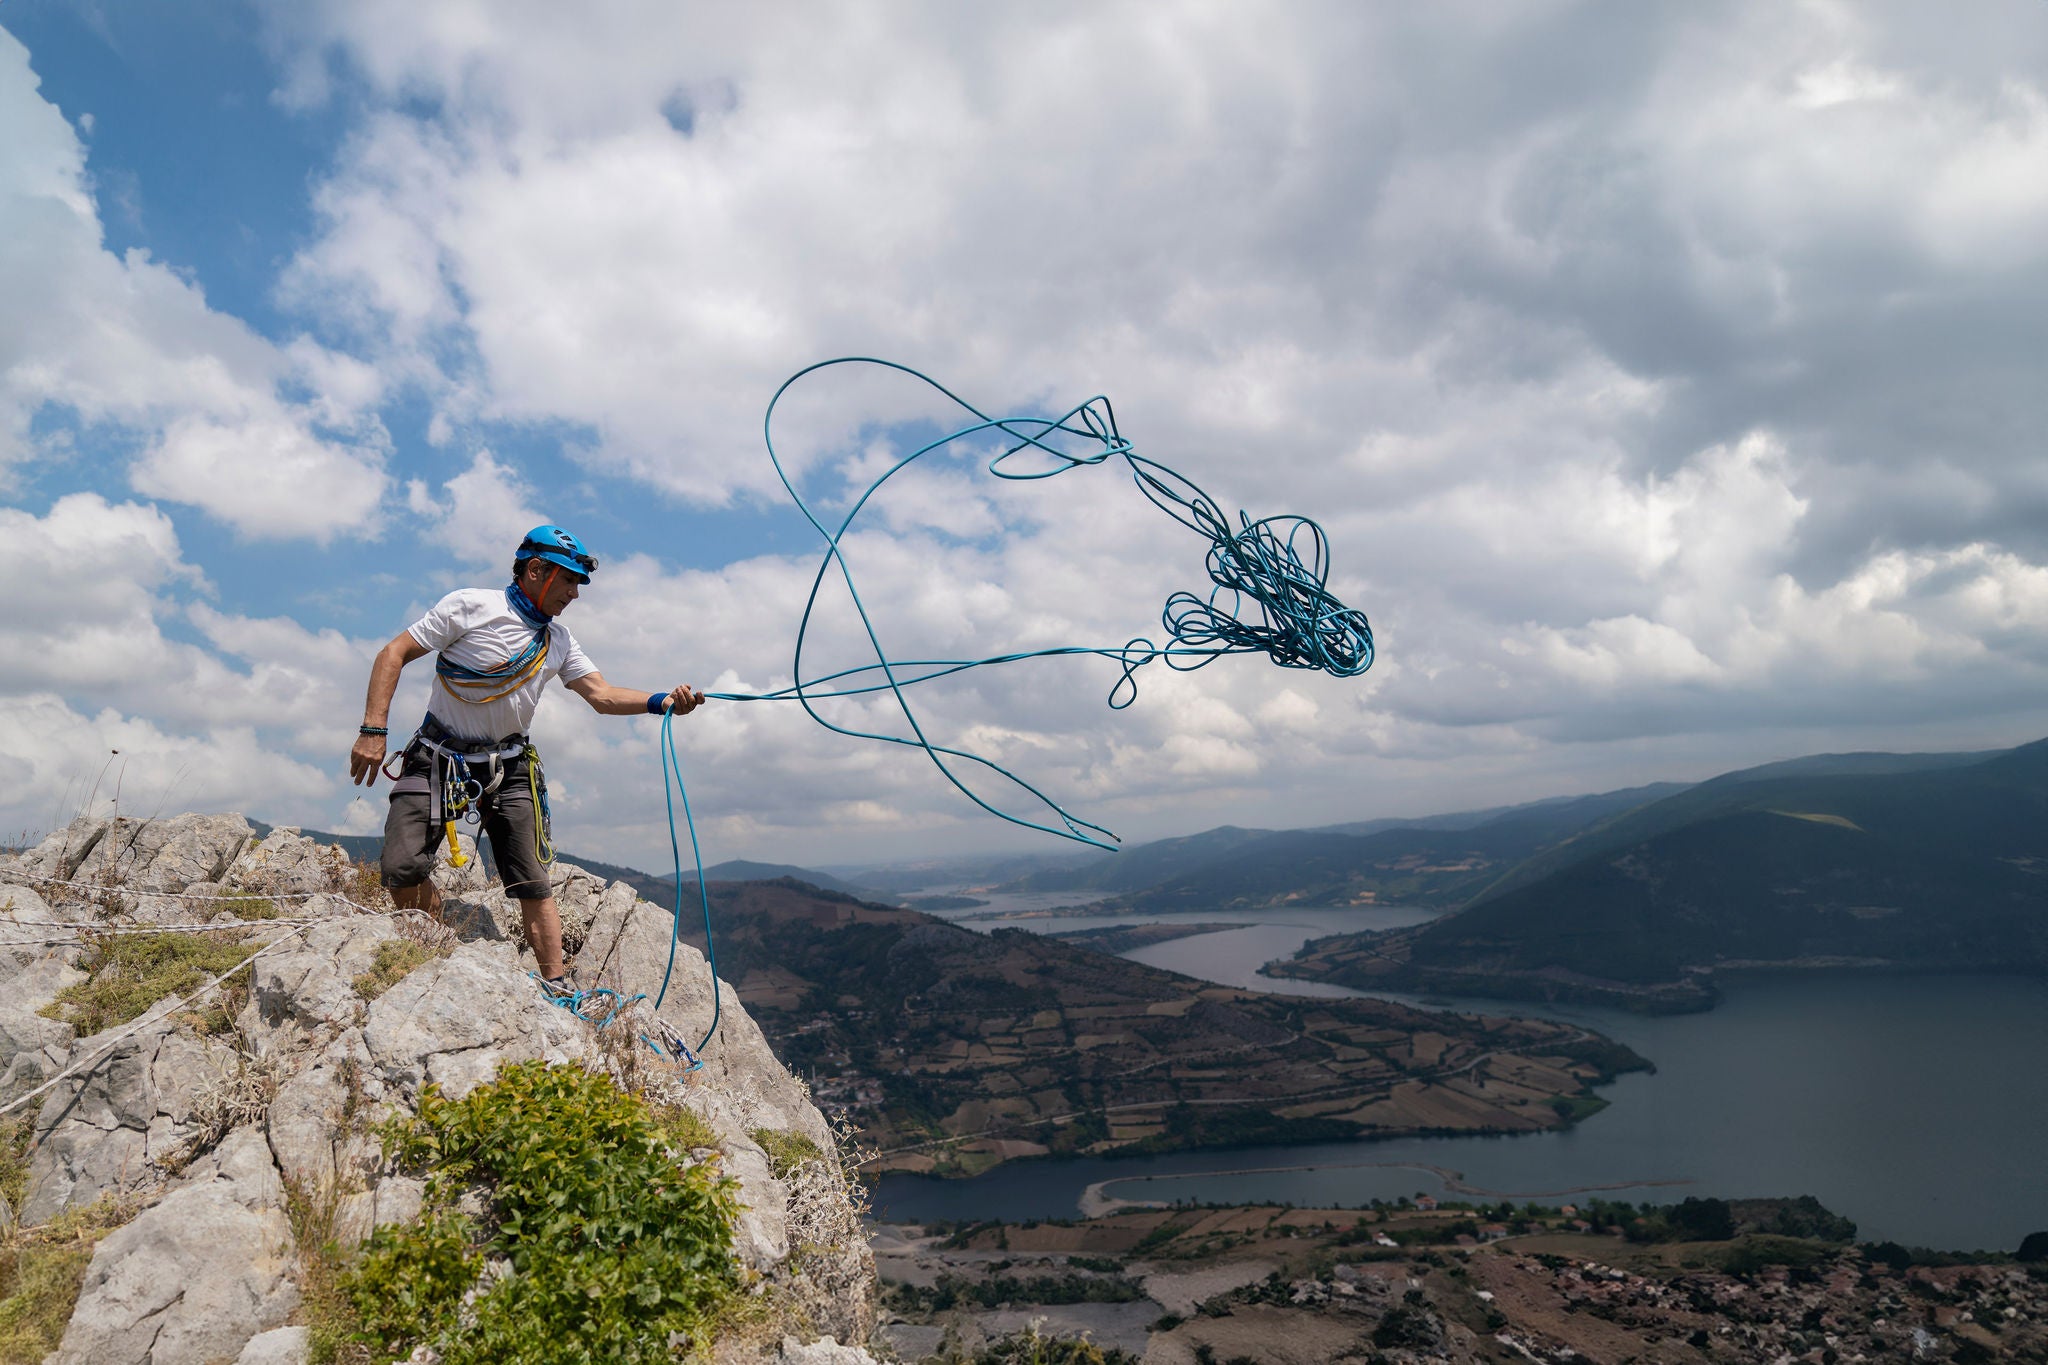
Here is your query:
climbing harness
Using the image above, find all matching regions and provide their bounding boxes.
[388,716,547,872]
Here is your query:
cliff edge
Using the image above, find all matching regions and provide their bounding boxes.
[0,812,879,1365]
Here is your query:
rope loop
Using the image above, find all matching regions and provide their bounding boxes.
[704,357,1375,849]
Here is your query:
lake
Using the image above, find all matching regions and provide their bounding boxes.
[871,908,2048,1252]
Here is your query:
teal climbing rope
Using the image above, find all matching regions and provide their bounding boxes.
[642,358,1375,1060]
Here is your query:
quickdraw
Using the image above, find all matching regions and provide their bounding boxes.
[643,1015,704,1071]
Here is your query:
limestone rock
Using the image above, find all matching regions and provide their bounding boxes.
[72,813,254,898]
[239,912,399,1055]
[578,895,833,1151]
[8,815,110,883]
[362,940,589,1102]
[176,1123,287,1205]
[334,1172,426,1247]
[0,884,89,981]
[719,1136,792,1269]
[11,810,883,1357]
[0,953,84,1105]
[267,1029,378,1190]
[225,828,351,900]
[52,1128,298,1365]
[21,1022,237,1224]
[779,1336,883,1364]
[495,859,621,954]
[236,1326,311,1365]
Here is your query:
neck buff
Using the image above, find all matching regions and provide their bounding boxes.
[506,580,552,626]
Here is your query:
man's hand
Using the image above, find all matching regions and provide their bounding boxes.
[663,685,707,715]
[350,733,387,786]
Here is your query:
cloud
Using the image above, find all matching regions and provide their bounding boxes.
[0,693,332,840]
[403,449,544,569]
[10,6,2048,863]
[0,29,388,541]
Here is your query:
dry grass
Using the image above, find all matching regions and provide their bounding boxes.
[285,1175,375,1365]
[351,937,452,1002]
[180,1053,283,1160]
[39,930,259,1037]
[0,1197,143,1363]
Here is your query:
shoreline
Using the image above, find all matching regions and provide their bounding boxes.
[1078,1159,1695,1218]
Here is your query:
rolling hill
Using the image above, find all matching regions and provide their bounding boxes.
[684,878,1646,1171]
[991,784,1693,914]
[1273,740,2048,1010]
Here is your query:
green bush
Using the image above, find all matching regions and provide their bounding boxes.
[974,1322,1138,1364]
[39,932,257,1036]
[338,1061,741,1365]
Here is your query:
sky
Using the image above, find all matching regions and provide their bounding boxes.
[5,1,2048,871]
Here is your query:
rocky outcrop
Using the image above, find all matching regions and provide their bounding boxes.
[52,1129,299,1365]
[0,813,882,1362]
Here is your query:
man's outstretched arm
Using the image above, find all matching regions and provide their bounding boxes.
[567,673,706,717]
[351,631,432,785]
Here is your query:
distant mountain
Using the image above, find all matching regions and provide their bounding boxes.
[1310,783,1691,839]
[983,785,1686,915]
[995,826,1278,896]
[1275,739,2048,1010]
[834,848,1099,894]
[694,859,891,901]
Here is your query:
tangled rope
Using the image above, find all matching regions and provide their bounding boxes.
[704,358,1375,849]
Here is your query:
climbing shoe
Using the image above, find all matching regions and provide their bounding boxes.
[534,971,579,1002]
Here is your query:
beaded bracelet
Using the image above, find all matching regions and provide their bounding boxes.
[359,725,389,736]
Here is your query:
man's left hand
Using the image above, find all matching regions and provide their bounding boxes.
[664,685,706,715]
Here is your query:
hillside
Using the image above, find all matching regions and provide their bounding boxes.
[997,785,1685,915]
[1274,739,2048,1009]
[692,879,1647,1175]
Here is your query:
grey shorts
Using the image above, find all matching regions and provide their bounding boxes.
[381,743,554,900]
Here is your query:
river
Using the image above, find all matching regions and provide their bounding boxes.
[870,904,2048,1252]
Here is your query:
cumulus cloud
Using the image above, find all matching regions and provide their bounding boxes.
[404,449,545,569]
[0,29,388,540]
[0,693,332,839]
[10,6,2048,862]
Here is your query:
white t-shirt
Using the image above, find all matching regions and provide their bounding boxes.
[408,588,598,741]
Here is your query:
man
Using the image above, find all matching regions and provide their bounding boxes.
[349,524,703,992]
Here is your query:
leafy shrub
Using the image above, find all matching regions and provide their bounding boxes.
[660,1105,720,1154]
[352,938,448,1001]
[749,1127,822,1179]
[974,1322,1138,1364]
[337,1061,740,1365]
[39,931,257,1035]
[1717,1236,1832,1276]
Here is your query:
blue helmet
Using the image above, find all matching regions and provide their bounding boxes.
[516,524,598,583]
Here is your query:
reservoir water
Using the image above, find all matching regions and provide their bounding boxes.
[872,906,2048,1252]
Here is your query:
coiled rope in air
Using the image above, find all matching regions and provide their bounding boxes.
[639,357,1375,1061]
